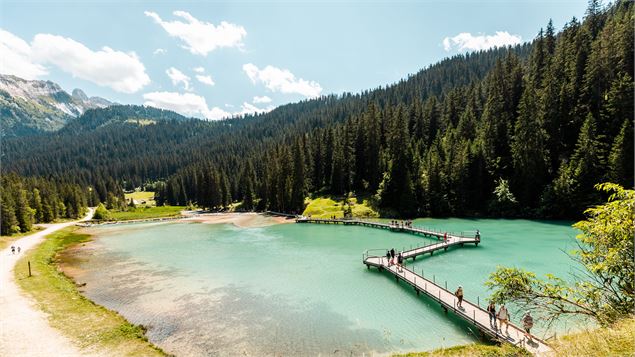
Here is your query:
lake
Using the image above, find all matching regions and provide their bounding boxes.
[66,218,580,356]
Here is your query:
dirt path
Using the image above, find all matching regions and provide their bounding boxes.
[0,209,94,356]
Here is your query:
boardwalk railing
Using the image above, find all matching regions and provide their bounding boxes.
[360,237,551,355]
[296,217,481,242]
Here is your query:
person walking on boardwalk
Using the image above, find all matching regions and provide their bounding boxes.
[487,301,497,329]
[390,248,395,266]
[397,252,404,272]
[443,232,447,243]
[455,286,464,308]
[498,305,510,334]
[386,250,392,266]
[522,311,534,341]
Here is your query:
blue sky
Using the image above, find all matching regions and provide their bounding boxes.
[0,0,588,119]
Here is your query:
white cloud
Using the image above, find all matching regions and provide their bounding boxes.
[242,63,322,98]
[193,66,205,73]
[253,95,272,104]
[143,91,229,119]
[196,74,215,86]
[153,48,166,55]
[443,31,522,52]
[143,91,274,120]
[0,29,48,79]
[0,30,150,92]
[235,102,273,116]
[28,33,150,93]
[145,10,246,56]
[166,67,191,91]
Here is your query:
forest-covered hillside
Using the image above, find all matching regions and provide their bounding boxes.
[1,0,632,222]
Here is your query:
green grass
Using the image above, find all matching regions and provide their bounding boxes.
[394,316,635,357]
[124,191,156,206]
[124,118,156,126]
[303,196,379,219]
[109,206,185,221]
[14,227,166,356]
[551,316,635,356]
[394,343,530,357]
[0,226,45,250]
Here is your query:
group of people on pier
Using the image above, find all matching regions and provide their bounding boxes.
[385,248,404,272]
[487,301,535,342]
[390,220,413,228]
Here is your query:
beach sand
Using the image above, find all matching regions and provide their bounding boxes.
[184,212,295,228]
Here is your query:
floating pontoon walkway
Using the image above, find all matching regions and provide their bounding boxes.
[296,217,553,356]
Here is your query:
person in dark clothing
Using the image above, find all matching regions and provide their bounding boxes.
[397,253,404,272]
[386,250,391,266]
[487,301,497,329]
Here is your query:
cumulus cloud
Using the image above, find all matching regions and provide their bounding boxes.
[243,63,322,98]
[0,30,151,93]
[29,34,150,93]
[145,10,246,56]
[153,48,166,55]
[235,102,273,116]
[443,31,522,52]
[193,66,205,73]
[166,67,191,91]
[196,74,215,86]
[143,91,273,120]
[143,91,229,119]
[253,95,272,104]
[0,29,48,79]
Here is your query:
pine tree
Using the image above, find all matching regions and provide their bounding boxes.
[290,141,307,213]
[511,86,549,206]
[0,195,19,235]
[15,189,34,233]
[608,119,634,187]
[31,188,44,223]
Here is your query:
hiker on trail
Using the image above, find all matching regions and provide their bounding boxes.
[397,252,404,272]
[386,250,391,266]
[522,311,534,340]
[11,246,15,254]
[487,301,497,329]
[497,305,510,334]
[390,248,395,265]
[17,246,21,254]
[455,286,464,308]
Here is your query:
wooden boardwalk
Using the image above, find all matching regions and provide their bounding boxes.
[296,217,479,241]
[296,217,552,355]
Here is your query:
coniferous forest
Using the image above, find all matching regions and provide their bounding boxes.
[1,1,632,234]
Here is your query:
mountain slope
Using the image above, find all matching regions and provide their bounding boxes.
[1,0,631,219]
[0,75,113,137]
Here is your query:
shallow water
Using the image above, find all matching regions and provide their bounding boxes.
[70,218,580,356]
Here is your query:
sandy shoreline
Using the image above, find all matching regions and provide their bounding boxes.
[183,212,295,228]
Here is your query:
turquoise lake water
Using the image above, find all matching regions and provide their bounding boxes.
[73,218,580,356]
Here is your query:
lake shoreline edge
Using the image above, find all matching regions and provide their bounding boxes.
[20,218,629,356]
[14,226,170,356]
